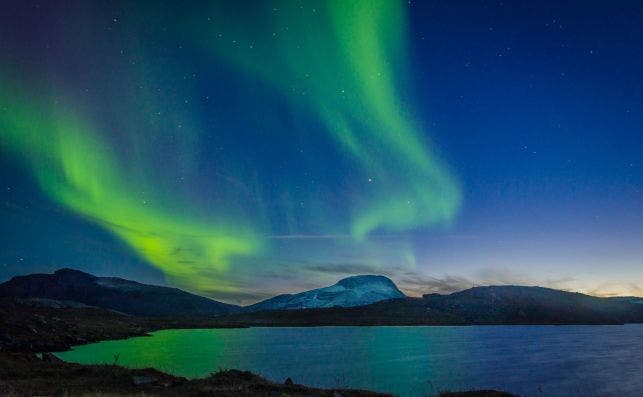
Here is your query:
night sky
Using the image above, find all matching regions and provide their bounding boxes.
[1,1,642,303]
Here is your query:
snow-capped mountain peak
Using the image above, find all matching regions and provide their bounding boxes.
[246,274,405,311]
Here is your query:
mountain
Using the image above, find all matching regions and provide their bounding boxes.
[219,285,643,326]
[245,275,405,311]
[0,270,406,317]
[417,285,643,324]
[3,269,642,326]
[0,268,241,317]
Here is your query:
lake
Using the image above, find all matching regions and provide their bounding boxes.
[56,325,643,396]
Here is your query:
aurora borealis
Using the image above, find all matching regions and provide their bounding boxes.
[1,1,643,301]
[197,0,460,239]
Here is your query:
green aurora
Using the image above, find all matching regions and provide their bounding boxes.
[0,0,460,295]
[198,0,461,239]
[0,78,262,293]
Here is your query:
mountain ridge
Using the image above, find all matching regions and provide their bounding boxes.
[0,268,241,317]
[217,284,643,326]
[2,268,643,325]
[0,269,408,317]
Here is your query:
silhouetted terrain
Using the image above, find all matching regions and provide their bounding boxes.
[3,269,643,326]
[0,297,148,352]
[0,268,241,317]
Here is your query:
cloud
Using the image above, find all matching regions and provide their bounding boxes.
[586,282,643,298]
[394,267,579,297]
[196,288,276,305]
[396,273,473,296]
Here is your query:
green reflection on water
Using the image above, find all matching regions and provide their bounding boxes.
[57,329,232,378]
[56,327,468,393]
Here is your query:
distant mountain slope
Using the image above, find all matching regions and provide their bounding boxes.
[0,268,241,317]
[245,275,405,311]
[420,285,643,324]
[608,296,643,304]
[221,285,643,326]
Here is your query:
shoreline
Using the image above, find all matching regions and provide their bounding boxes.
[0,352,391,397]
[0,352,514,397]
[5,296,634,355]
[0,297,518,396]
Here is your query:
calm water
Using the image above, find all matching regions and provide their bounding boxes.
[57,325,643,396]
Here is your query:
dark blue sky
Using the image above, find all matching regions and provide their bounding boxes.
[407,1,643,296]
[1,1,641,302]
